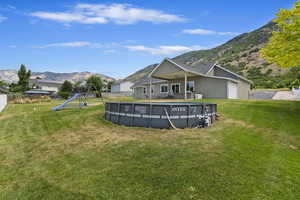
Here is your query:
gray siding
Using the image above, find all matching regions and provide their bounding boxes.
[133,87,147,99]
[237,80,250,99]
[213,66,250,99]
[152,60,181,77]
[133,76,229,99]
[195,77,228,99]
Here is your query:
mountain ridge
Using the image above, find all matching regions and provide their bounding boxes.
[123,21,293,88]
[0,70,115,84]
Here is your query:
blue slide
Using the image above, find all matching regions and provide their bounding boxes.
[52,93,86,111]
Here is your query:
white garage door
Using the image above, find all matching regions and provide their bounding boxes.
[227,81,238,99]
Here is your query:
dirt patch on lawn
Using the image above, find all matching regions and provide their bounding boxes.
[0,114,15,120]
[32,119,225,162]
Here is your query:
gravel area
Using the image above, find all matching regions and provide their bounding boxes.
[249,91,277,100]
[250,90,300,100]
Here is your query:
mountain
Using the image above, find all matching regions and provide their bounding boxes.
[0,70,115,84]
[124,22,296,88]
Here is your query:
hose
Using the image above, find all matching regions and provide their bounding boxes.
[164,108,178,130]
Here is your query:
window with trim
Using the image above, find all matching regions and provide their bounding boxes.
[186,81,195,92]
[160,84,168,93]
[143,87,146,94]
[171,83,180,94]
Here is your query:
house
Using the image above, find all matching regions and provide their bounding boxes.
[111,80,134,93]
[132,58,252,99]
[24,89,52,96]
[0,87,8,112]
[29,79,63,93]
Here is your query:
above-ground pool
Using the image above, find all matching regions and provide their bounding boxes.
[104,102,217,129]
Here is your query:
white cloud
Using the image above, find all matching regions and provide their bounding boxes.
[182,28,240,36]
[35,41,120,49]
[125,45,205,55]
[0,15,7,23]
[30,3,186,25]
[30,12,107,24]
[37,41,92,48]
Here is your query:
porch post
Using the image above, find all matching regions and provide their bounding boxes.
[149,77,152,101]
[184,72,187,100]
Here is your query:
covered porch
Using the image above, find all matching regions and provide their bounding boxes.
[149,58,202,100]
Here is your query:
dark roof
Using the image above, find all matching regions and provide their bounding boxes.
[171,59,215,75]
[0,87,8,94]
[24,89,51,95]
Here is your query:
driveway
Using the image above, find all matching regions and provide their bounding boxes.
[250,90,300,101]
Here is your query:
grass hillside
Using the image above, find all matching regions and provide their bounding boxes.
[125,22,300,89]
[0,99,299,199]
[123,64,157,83]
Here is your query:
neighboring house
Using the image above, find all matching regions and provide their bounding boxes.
[111,80,134,93]
[132,58,252,100]
[0,87,8,112]
[29,79,63,93]
[24,89,52,96]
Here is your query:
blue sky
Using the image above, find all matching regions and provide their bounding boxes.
[0,0,296,78]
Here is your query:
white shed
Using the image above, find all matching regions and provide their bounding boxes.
[0,87,8,112]
[111,80,134,93]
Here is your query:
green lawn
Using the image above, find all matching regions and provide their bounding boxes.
[0,98,299,200]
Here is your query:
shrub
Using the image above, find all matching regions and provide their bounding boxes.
[58,91,71,99]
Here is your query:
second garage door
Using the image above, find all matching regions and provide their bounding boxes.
[227,81,238,99]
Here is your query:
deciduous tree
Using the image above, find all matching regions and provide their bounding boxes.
[86,75,103,98]
[260,0,300,68]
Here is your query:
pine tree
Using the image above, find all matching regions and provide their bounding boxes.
[58,80,73,99]
[17,64,31,91]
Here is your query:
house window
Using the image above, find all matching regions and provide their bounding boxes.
[160,84,168,93]
[171,83,180,94]
[186,81,195,92]
[143,87,147,94]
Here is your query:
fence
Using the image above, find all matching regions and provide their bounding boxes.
[0,94,7,112]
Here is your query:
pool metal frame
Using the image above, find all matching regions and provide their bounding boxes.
[104,102,217,129]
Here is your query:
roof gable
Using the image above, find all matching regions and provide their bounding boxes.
[171,59,216,75]
[149,58,187,78]
[214,65,252,83]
